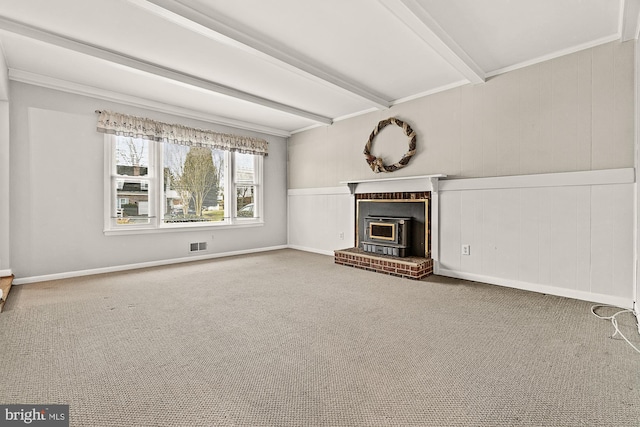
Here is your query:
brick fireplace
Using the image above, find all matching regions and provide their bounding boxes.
[335,175,445,280]
[335,248,434,279]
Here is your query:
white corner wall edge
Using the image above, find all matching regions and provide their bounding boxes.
[12,245,288,285]
[438,268,633,309]
[0,269,12,277]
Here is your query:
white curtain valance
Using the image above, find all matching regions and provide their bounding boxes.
[96,110,268,156]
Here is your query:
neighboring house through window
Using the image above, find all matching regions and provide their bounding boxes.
[100,111,266,234]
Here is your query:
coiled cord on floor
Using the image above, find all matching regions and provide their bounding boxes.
[590,305,640,354]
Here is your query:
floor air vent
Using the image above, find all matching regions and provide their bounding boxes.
[190,242,207,252]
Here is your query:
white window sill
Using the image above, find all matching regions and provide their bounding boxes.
[104,220,264,236]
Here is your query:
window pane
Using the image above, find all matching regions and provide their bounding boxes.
[116,179,150,224]
[235,152,255,183]
[236,185,255,218]
[163,144,225,223]
[115,137,149,176]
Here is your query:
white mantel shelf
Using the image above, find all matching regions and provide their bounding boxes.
[340,174,447,194]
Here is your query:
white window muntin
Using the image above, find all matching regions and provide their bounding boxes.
[105,135,263,233]
[232,152,262,221]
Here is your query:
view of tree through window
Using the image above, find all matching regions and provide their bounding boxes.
[108,135,262,230]
[163,144,225,223]
[116,137,148,176]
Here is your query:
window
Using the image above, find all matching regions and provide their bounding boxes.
[235,152,260,219]
[105,134,263,233]
[163,143,226,224]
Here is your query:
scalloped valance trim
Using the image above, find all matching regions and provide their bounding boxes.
[96,110,268,156]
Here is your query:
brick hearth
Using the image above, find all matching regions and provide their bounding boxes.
[334,247,433,280]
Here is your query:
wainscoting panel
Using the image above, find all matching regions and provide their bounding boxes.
[439,190,461,271]
[288,169,634,307]
[288,187,353,255]
[438,169,635,307]
[590,184,634,299]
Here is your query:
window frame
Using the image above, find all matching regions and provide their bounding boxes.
[232,151,263,222]
[104,134,264,235]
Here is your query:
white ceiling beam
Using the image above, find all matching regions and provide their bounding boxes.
[127,0,391,110]
[378,0,485,85]
[621,0,640,41]
[0,15,332,125]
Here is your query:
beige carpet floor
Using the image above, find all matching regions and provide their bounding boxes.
[0,249,638,426]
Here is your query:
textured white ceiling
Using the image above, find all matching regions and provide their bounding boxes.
[0,0,634,135]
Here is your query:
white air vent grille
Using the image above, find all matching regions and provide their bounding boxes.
[189,242,207,252]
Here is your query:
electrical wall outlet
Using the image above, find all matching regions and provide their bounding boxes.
[462,244,471,256]
[339,232,344,240]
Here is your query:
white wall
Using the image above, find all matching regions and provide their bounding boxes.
[287,40,637,308]
[9,82,288,282]
[289,41,634,188]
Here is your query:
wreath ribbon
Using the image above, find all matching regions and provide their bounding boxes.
[364,117,417,173]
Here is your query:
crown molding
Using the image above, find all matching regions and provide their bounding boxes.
[485,34,621,78]
[9,69,292,138]
[390,80,468,105]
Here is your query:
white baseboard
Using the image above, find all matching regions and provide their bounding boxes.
[287,245,335,257]
[0,269,12,277]
[438,268,634,309]
[13,246,634,314]
[12,245,288,285]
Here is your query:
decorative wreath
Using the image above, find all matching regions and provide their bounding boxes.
[363,117,417,173]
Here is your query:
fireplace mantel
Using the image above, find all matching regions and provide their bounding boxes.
[340,174,447,195]
[339,174,447,272]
